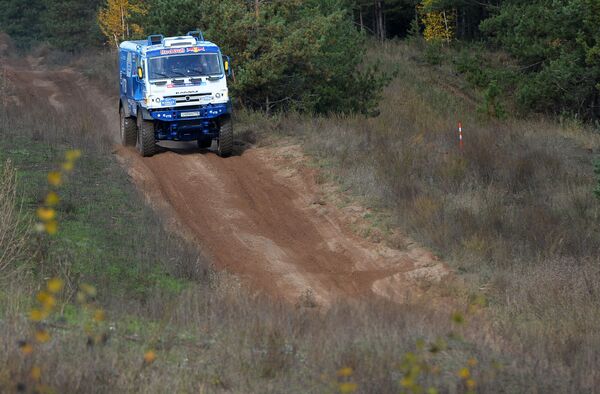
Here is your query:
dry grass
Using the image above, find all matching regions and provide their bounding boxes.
[240,39,600,390]
[0,160,31,279]
[1,39,600,392]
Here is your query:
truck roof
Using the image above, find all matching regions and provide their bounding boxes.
[120,33,219,56]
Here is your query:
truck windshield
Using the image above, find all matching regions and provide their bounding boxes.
[148,53,222,80]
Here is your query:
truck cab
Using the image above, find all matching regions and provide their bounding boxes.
[119,32,233,157]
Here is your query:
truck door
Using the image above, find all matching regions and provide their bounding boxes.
[132,55,145,102]
[119,50,128,97]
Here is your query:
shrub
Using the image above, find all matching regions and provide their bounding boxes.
[144,0,391,115]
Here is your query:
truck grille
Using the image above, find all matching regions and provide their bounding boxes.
[165,93,212,104]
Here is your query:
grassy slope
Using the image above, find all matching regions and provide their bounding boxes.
[246,38,600,391]
[0,41,598,392]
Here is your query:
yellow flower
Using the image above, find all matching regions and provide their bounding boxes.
[36,291,56,310]
[62,161,74,172]
[466,379,477,390]
[80,283,97,297]
[36,291,50,303]
[339,382,358,393]
[458,367,470,379]
[36,207,56,221]
[144,350,157,364]
[337,367,353,377]
[400,377,413,388]
[65,149,82,161]
[30,366,42,381]
[19,341,33,355]
[42,296,56,310]
[45,191,60,206]
[47,278,64,294]
[44,220,58,235]
[94,309,106,322]
[35,329,51,343]
[30,309,47,322]
[47,171,62,186]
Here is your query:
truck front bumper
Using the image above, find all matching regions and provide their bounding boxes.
[148,102,229,122]
[147,102,231,142]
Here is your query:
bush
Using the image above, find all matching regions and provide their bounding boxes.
[478,80,506,119]
[480,0,600,119]
[144,0,391,115]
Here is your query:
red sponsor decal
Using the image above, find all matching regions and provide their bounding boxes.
[186,47,206,53]
[160,48,185,55]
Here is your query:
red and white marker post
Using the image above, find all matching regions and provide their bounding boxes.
[458,121,464,151]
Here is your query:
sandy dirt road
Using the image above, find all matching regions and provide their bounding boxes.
[2,41,449,307]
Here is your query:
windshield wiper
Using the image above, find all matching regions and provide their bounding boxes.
[152,72,169,78]
[169,71,186,77]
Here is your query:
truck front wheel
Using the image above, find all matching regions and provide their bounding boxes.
[217,116,233,157]
[120,108,137,146]
[197,137,213,149]
[136,117,157,157]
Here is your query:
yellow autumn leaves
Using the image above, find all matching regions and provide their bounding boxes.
[36,149,81,235]
[98,0,147,47]
[29,278,63,324]
[418,0,456,43]
[19,277,65,392]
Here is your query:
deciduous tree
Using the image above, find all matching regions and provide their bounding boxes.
[97,0,146,47]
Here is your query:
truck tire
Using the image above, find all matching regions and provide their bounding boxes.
[120,108,137,146]
[197,137,212,149]
[217,116,233,157]
[136,117,157,157]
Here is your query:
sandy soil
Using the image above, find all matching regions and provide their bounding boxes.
[1,41,451,307]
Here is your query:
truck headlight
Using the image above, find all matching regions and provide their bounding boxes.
[215,93,222,99]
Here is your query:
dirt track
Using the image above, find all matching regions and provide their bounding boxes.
[2,43,449,307]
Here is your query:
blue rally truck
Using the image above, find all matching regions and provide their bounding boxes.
[119,32,233,157]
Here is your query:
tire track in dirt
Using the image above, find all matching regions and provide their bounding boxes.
[117,142,449,307]
[1,42,451,307]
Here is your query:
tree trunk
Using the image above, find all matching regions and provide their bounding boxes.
[359,7,364,33]
[120,5,125,40]
[374,1,385,42]
[461,7,466,39]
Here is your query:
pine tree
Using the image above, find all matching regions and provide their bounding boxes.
[143,0,391,115]
[43,0,103,51]
[143,0,203,36]
[0,0,47,47]
[481,0,600,119]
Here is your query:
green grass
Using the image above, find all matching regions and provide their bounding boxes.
[0,134,192,305]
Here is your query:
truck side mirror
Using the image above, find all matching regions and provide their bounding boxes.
[223,56,232,77]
